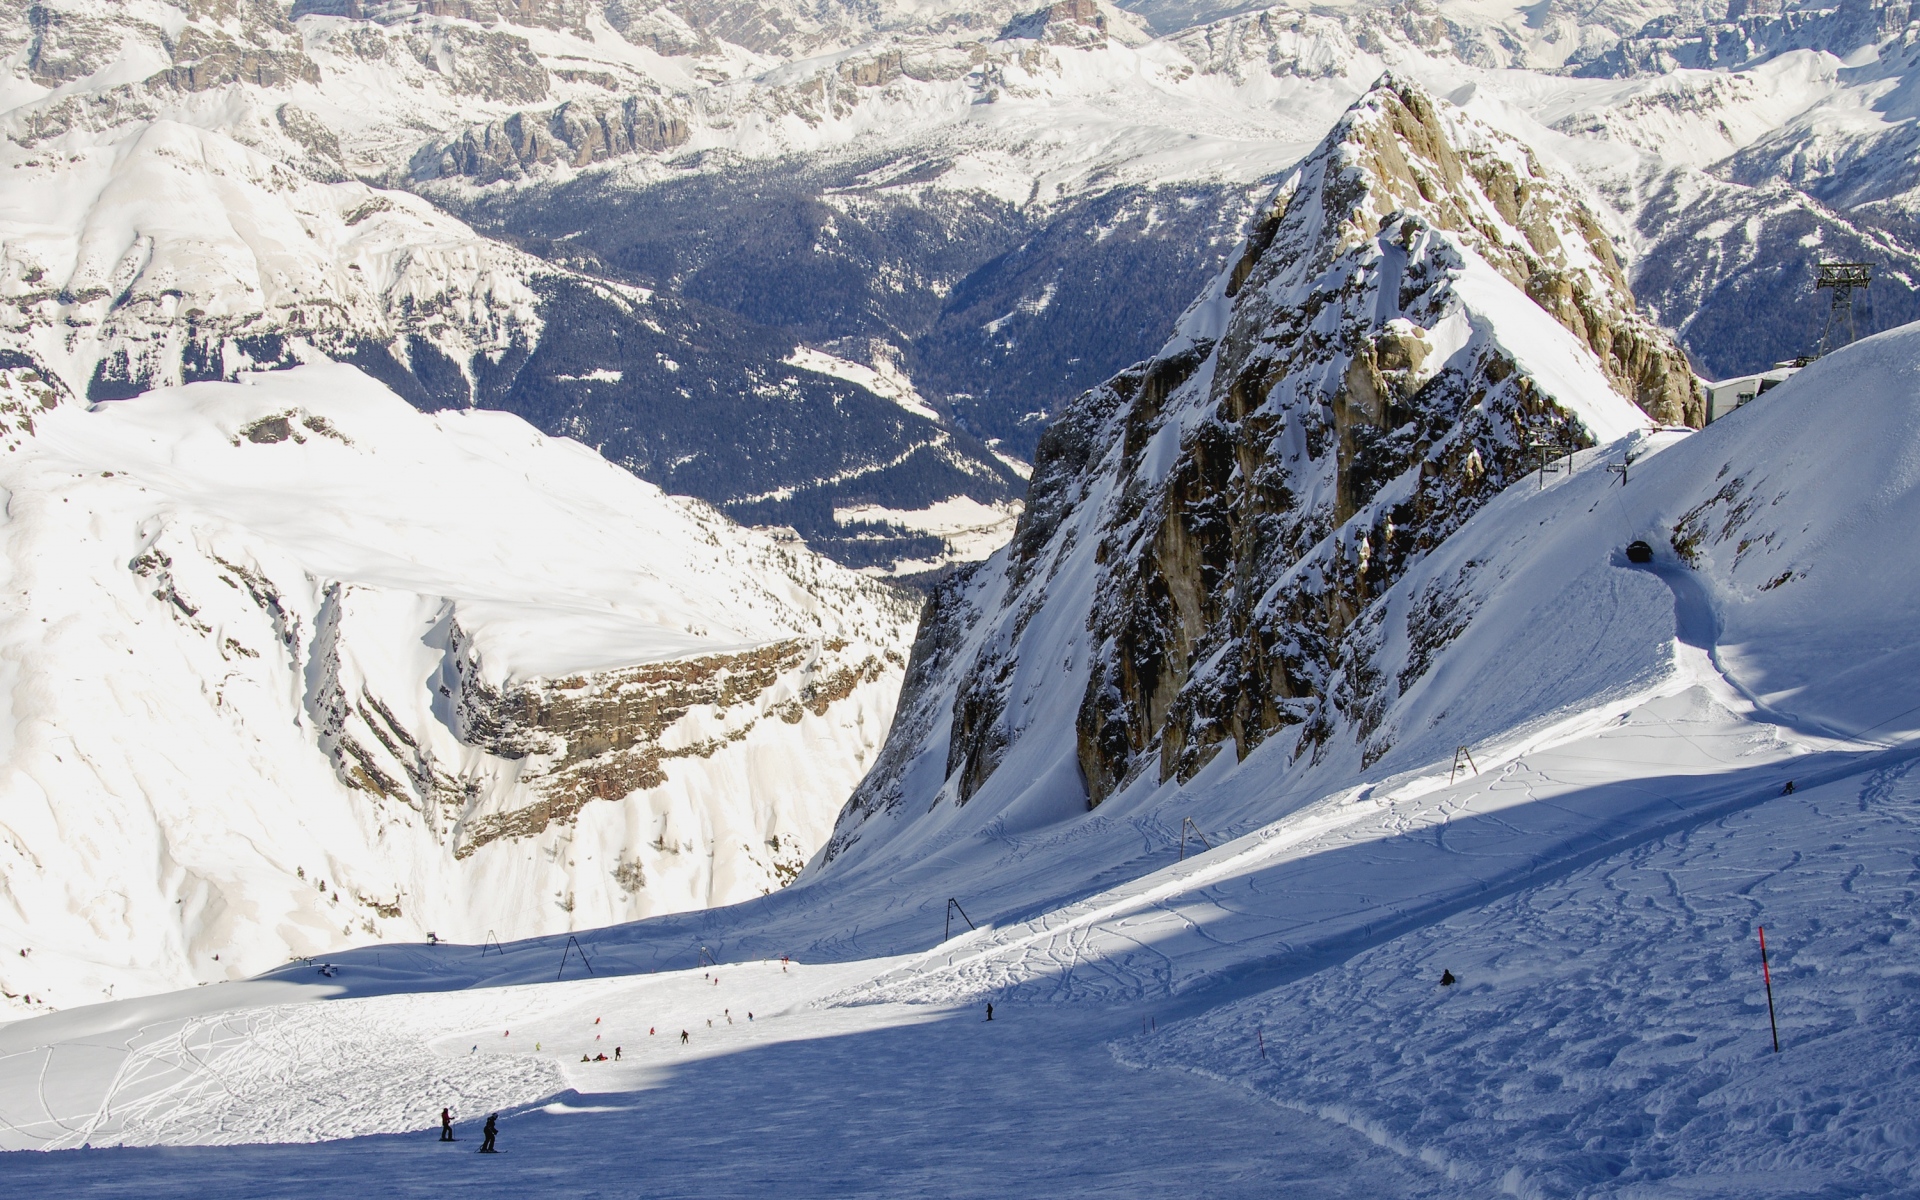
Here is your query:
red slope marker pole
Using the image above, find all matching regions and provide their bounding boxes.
[1759,925,1780,1054]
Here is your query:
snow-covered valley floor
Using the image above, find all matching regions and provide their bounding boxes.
[0,987,1452,1198]
[3,708,1914,1195]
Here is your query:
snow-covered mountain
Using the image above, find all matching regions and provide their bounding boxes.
[0,359,915,1013]
[10,0,1920,577]
[7,5,1920,1189]
[0,0,1034,574]
[6,313,1919,1193]
[823,74,1697,863]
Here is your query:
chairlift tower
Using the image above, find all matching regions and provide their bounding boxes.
[1816,262,1873,355]
[1524,431,1564,489]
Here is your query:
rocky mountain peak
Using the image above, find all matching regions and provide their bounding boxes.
[824,75,1700,861]
[1244,75,1698,427]
[998,0,1148,47]
[1071,75,1696,802]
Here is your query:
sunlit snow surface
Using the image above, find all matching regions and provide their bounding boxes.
[7,330,1920,1194]
[0,362,912,1009]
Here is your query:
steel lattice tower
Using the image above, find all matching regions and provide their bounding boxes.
[1816,261,1874,355]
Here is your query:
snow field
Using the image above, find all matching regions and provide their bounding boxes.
[825,665,1860,1012]
[0,957,919,1151]
[2,973,1458,1198]
[1125,762,1920,1199]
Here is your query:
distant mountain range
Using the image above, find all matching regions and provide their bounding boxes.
[8,0,1920,574]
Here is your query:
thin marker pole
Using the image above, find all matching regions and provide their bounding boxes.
[1759,925,1780,1053]
[1257,1028,1267,1060]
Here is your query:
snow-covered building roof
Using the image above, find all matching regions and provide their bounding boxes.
[1704,359,1807,422]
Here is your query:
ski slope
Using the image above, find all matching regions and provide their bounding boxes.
[5,329,1920,1194]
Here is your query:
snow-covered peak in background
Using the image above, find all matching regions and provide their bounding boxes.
[1,117,545,405]
[10,0,1920,578]
[59,361,891,676]
[0,360,914,1012]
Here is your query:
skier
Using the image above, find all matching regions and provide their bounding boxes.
[479,1113,499,1154]
[1783,780,1796,795]
[985,1002,993,1021]
[1440,969,1457,987]
[440,1107,454,1142]
[615,1046,622,1061]
[680,1029,689,1045]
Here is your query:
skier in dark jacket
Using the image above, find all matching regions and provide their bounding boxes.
[440,1107,454,1141]
[985,1002,993,1021]
[479,1113,499,1153]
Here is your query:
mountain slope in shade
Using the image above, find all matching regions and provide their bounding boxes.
[0,360,915,1012]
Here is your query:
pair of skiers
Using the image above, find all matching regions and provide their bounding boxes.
[439,1109,500,1153]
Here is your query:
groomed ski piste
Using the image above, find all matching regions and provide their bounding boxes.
[6,325,1920,1197]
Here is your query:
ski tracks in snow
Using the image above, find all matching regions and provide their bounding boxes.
[824,680,1836,1013]
[1123,765,1920,1196]
[0,990,562,1150]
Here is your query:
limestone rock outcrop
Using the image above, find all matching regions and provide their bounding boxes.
[414,96,691,182]
[824,76,1695,862]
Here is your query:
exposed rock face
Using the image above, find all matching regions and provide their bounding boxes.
[447,636,897,855]
[24,0,319,92]
[1073,79,1693,803]
[302,589,910,862]
[1071,79,1697,802]
[293,0,591,34]
[415,96,691,182]
[999,0,1118,46]
[824,76,1691,860]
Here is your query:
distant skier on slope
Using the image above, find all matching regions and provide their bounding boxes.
[479,1113,499,1154]
[440,1107,454,1142]
[985,1002,993,1021]
[681,1029,690,1045]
